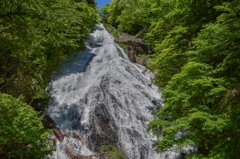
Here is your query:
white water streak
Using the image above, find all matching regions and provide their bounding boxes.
[46,24,182,159]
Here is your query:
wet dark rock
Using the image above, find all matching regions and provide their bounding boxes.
[88,104,118,152]
[42,114,56,129]
[114,31,153,66]
[151,99,164,109]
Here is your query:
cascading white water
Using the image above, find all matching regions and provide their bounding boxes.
[46,24,183,159]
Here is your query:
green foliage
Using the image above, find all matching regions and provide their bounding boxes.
[148,25,189,87]
[102,0,240,158]
[105,0,123,28]
[100,146,126,159]
[0,0,97,107]
[148,0,240,158]
[100,0,160,35]
[0,93,52,158]
[147,0,223,87]
[99,4,110,24]
[102,0,222,86]
[0,0,97,157]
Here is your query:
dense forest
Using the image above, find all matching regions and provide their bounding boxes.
[0,0,97,158]
[100,0,240,158]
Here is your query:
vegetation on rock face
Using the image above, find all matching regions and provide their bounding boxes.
[100,0,240,158]
[100,146,126,159]
[0,0,97,157]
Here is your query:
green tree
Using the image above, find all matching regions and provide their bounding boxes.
[0,0,97,107]
[148,0,240,158]
[147,0,223,87]
[101,0,159,35]
[0,0,97,157]
[0,93,52,158]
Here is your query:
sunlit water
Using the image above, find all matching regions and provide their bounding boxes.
[46,24,183,159]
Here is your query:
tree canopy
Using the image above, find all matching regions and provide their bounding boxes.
[0,93,51,158]
[0,0,97,104]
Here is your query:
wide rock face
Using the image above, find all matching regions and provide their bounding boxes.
[46,24,181,159]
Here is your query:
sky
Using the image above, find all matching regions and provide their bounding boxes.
[95,0,112,9]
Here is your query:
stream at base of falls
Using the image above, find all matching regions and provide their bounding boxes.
[46,24,184,159]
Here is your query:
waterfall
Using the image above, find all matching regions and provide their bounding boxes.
[46,24,183,159]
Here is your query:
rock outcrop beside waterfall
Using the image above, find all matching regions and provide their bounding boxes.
[46,24,183,159]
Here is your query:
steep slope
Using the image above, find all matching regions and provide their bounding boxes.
[46,24,182,159]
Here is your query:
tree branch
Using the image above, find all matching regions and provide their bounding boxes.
[0,12,27,18]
